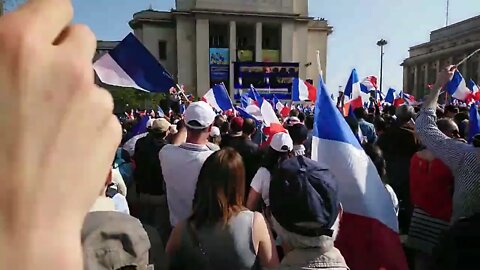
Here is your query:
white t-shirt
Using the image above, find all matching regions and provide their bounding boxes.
[250,167,272,206]
[112,193,130,215]
[385,184,399,216]
[159,143,213,226]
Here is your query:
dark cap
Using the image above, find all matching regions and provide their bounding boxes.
[287,123,308,144]
[269,156,339,237]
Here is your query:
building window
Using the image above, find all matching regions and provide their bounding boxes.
[158,41,167,60]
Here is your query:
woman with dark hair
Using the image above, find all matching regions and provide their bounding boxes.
[246,132,293,210]
[166,149,279,270]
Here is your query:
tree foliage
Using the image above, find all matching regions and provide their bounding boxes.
[104,85,167,113]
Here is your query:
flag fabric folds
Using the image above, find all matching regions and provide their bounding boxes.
[467,79,479,93]
[402,92,416,105]
[241,93,255,108]
[312,75,408,270]
[202,83,234,112]
[446,70,471,101]
[248,85,263,107]
[93,33,175,93]
[272,95,291,118]
[235,106,260,122]
[469,103,480,143]
[385,88,396,104]
[344,69,371,104]
[260,98,281,127]
[292,78,317,101]
[360,76,378,92]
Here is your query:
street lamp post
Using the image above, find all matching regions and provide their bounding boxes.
[377,39,388,93]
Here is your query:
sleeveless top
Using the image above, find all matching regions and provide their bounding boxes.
[170,210,258,270]
[410,153,453,221]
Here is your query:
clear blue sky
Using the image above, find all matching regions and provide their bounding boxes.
[9,0,479,93]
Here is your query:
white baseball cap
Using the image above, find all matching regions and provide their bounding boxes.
[270,132,293,153]
[210,126,221,137]
[184,101,216,129]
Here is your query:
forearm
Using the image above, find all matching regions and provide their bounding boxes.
[424,82,443,110]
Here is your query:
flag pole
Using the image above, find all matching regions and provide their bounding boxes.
[456,48,480,67]
[316,50,323,78]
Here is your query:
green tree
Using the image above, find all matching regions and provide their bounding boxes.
[105,85,166,113]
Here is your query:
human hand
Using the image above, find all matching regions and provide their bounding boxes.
[0,0,121,269]
[434,65,456,89]
[424,65,455,110]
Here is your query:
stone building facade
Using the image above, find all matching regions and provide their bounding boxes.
[97,0,332,98]
[402,15,480,99]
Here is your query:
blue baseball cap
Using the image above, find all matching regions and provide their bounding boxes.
[269,156,340,237]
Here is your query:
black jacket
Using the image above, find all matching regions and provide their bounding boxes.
[222,135,261,190]
[133,133,167,195]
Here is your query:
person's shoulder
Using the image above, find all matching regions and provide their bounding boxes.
[255,167,271,178]
[206,142,220,151]
[245,139,259,150]
[159,143,177,155]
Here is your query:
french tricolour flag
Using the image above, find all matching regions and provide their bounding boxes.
[402,92,416,105]
[446,70,471,101]
[344,69,375,109]
[292,78,316,102]
[312,74,408,270]
[273,95,291,118]
[94,33,175,93]
[468,79,479,93]
[202,83,234,112]
[248,85,263,106]
[260,98,280,127]
[236,106,261,123]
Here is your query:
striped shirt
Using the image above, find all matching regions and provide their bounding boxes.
[416,108,480,222]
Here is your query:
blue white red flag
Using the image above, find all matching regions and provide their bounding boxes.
[312,72,408,270]
[292,78,316,101]
[202,83,234,112]
[446,70,472,101]
[93,33,175,93]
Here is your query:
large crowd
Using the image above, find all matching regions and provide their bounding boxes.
[1,1,480,270]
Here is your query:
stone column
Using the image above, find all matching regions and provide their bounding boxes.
[403,65,409,91]
[255,22,262,62]
[229,21,237,100]
[413,65,419,97]
[423,63,429,97]
[196,19,210,97]
[436,59,440,74]
[281,21,294,62]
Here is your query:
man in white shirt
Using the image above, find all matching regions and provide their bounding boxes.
[159,101,216,227]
